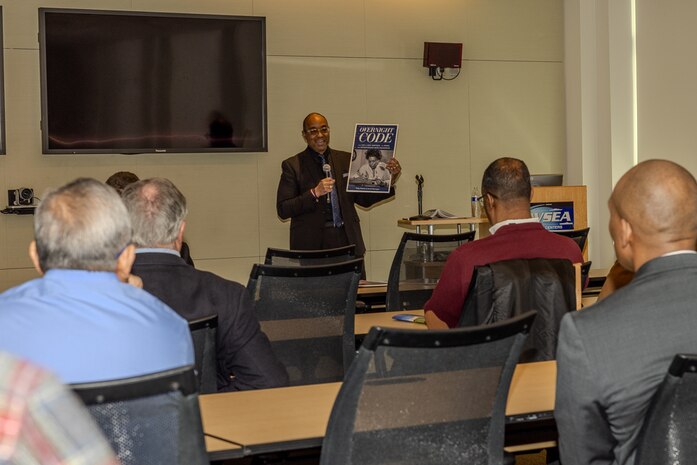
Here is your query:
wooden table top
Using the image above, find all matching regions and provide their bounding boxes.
[357,285,387,300]
[200,382,341,458]
[205,435,242,460]
[354,310,426,335]
[397,217,488,227]
[357,284,387,295]
[357,269,608,296]
[199,360,556,459]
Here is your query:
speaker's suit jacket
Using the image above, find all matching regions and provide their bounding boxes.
[132,252,289,391]
[276,147,394,257]
[555,253,697,465]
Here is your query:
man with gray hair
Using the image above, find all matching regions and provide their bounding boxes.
[0,178,193,384]
[123,178,288,391]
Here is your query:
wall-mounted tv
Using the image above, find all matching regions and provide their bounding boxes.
[39,8,267,154]
[0,6,6,155]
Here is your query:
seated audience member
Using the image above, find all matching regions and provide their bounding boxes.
[596,260,635,301]
[0,178,193,384]
[424,157,583,328]
[0,351,119,464]
[106,170,195,267]
[105,170,139,195]
[555,160,697,465]
[122,178,289,391]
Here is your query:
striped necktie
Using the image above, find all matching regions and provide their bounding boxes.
[320,155,343,227]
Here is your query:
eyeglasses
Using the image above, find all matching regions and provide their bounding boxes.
[478,192,499,201]
[304,126,330,136]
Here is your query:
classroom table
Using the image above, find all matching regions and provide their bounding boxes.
[205,435,242,461]
[357,284,387,296]
[357,268,606,310]
[397,217,488,235]
[354,309,426,334]
[200,360,557,460]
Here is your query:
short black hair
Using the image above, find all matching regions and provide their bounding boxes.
[302,112,327,131]
[481,157,531,201]
[106,171,139,195]
[365,149,382,160]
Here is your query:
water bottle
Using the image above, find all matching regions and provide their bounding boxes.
[471,187,481,218]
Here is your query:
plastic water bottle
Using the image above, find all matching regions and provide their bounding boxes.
[471,187,481,218]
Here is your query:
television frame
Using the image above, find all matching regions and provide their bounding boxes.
[0,6,6,155]
[38,8,267,155]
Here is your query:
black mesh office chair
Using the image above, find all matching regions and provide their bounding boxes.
[635,354,697,465]
[71,366,208,465]
[320,311,537,465]
[264,245,356,266]
[459,258,576,362]
[247,259,362,386]
[579,260,592,290]
[553,227,590,253]
[386,231,475,311]
[553,228,591,289]
[188,314,218,394]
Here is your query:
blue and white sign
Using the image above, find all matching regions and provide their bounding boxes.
[347,124,399,194]
[530,202,574,231]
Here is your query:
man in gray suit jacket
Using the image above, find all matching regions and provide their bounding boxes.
[555,159,697,465]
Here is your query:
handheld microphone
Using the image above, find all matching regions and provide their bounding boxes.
[323,164,332,203]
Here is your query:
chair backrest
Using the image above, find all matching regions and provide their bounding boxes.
[247,259,362,386]
[386,231,476,311]
[188,313,218,394]
[580,260,592,291]
[635,354,697,465]
[459,258,576,362]
[552,227,590,254]
[71,366,208,465]
[264,244,356,266]
[320,311,537,465]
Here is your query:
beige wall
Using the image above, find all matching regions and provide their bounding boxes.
[0,0,564,290]
[636,0,697,172]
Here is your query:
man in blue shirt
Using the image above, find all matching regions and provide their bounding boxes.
[0,178,193,384]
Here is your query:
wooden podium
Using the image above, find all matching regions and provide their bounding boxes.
[531,185,588,230]
[532,186,588,259]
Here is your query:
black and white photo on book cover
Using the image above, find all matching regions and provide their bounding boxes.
[347,123,399,193]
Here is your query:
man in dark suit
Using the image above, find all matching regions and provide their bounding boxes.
[555,159,697,465]
[122,178,289,391]
[276,113,401,261]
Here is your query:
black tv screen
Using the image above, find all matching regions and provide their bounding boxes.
[39,9,267,154]
[0,6,5,155]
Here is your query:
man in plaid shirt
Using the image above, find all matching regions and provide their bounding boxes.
[0,351,118,464]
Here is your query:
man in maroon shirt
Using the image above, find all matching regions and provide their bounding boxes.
[424,157,583,328]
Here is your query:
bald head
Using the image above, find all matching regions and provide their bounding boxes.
[610,160,697,269]
[302,113,327,132]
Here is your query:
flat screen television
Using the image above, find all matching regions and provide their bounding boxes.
[0,6,5,155]
[39,8,267,154]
